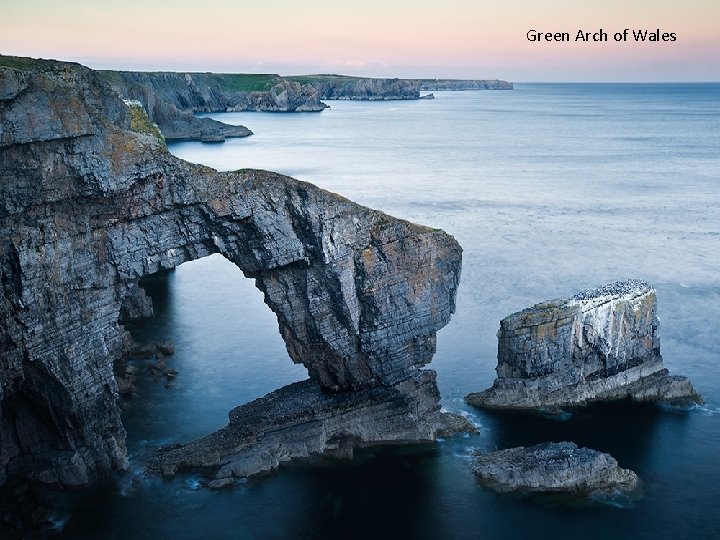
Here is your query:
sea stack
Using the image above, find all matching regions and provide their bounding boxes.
[466,280,701,410]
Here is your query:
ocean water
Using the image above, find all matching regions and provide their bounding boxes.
[54,85,720,539]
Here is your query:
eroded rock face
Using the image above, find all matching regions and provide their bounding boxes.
[466,280,701,410]
[150,371,472,480]
[311,78,421,100]
[0,58,462,486]
[419,79,513,91]
[473,442,639,497]
[102,70,326,142]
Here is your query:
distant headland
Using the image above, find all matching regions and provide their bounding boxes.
[99,69,513,142]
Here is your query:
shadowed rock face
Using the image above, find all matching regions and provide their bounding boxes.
[102,70,327,142]
[466,280,701,410]
[419,79,513,91]
[0,58,463,486]
[309,78,421,100]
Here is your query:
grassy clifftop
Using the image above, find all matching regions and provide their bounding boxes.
[285,74,370,85]
[0,54,85,73]
[212,73,282,92]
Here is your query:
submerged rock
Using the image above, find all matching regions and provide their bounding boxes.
[473,442,639,497]
[0,56,463,487]
[466,280,701,411]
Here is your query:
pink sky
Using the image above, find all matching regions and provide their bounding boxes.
[1,0,718,81]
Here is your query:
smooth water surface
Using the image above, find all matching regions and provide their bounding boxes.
[56,85,720,539]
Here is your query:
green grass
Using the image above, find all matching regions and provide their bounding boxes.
[97,71,281,93]
[212,73,282,92]
[97,70,125,86]
[126,102,165,145]
[0,54,63,72]
[285,74,368,85]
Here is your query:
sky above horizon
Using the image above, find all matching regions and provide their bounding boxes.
[1,0,718,81]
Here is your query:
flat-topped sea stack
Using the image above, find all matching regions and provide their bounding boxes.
[473,442,639,499]
[466,280,701,411]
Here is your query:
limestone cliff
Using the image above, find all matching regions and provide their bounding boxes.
[419,79,513,91]
[289,75,515,99]
[0,57,463,487]
[466,280,701,410]
[101,70,328,142]
[102,70,515,141]
[287,75,422,100]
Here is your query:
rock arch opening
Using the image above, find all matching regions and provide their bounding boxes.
[1,59,465,486]
[118,253,307,445]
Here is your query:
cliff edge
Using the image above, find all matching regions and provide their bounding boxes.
[0,57,464,487]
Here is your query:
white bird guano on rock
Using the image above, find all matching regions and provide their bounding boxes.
[466,280,702,411]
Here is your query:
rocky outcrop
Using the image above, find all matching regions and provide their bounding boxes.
[466,280,701,410]
[103,69,515,141]
[149,104,252,143]
[289,76,514,99]
[295,76,422,100]
[95,68,515,140]
[420,79,513,90]
[150,371,471,481]
[473,442,639,497]
[102,70,326,141]
[103,71,327,114]
[0,57,463,487]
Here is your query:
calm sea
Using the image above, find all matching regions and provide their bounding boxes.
[53,84,720,539]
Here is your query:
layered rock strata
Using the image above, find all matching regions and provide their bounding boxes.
[150,371,471,481]
[419,79,513,91]
[0,57,463,487]
[300,77,422,100]
[466,280,701,410]
[473,442,639,497]
[102,70,325,142]
[101,69,515,140]
[290,76,514,98]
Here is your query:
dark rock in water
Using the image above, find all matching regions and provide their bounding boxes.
[207,477,235,490]
[473,442,639,497]
[127,342,174,360]
[149,371,465,480]
[466,280,702,411]
[156,342,175,356]
[435,412,477,437]
[0,55,463,487]
[0,482,53,536]
[115,374,137,396]
[148,357,166,373]
[119,283,154,324]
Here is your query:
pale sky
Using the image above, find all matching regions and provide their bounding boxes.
[1,0,718,81]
